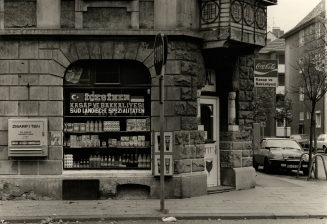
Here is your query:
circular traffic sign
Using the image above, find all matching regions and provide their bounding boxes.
[154,33,168,76]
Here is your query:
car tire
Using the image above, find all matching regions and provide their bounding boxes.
[303,168,309,176]
[324,145,327,154]
[253,160,259,170]
[264,158,271,173]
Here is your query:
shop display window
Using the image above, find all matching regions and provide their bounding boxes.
[63,60,151,170]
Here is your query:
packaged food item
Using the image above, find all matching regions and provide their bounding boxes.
[73,123,80,132]
[90,121,94,132]
[67,123,73,132]
[80,123,86,132]
[85,121,90,132]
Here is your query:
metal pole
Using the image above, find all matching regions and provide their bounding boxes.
[159,65,165,212]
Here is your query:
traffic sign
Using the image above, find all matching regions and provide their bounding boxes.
[154,33,168,76]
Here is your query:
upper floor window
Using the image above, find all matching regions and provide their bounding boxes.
[299,30,304,47]
[299,87,304,101]
[299,112,304,121]
[278,55,285,64]
[316,111,321,128]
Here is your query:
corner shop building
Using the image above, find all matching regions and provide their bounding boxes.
[0,0,275,199]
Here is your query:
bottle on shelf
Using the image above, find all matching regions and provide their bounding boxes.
[86,121,90,132]
[94,121,99,132]
[99,121,103,132]
[90,121,94,132]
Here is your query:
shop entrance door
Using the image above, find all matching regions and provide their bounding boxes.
[199,97,220,187]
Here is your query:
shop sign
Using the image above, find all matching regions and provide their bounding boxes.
[254,59,278,88]
[8,118,48,157]
[202,69,216,92]
[69,91,145,115]
[154,33,168,76]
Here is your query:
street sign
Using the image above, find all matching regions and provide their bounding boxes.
[254,59,278,87]
[154,33,168,76]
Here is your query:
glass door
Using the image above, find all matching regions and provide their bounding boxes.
[199,97,220,187]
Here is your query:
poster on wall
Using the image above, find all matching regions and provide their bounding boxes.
[154,132,173,153]
[254,59,278,88]
[153,154,173,176]
[8,118,48,157]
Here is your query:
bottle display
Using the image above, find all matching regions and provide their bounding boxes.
[63,88,151,170]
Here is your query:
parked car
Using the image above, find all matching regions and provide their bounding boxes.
[317,134,327,153]
[290,134,309,151]
[253,138,309,175]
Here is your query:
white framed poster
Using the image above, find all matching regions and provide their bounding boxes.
[8,118,48,157]
[153,154,173,176]
[154,132,173,153]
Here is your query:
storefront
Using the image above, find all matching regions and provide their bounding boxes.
[0,0,274,200]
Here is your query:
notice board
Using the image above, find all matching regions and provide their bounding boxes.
[8,118,48,157]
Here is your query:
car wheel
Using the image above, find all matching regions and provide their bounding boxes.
[303,168,309,176]
[324,145,327,154]
[263,158,271,173]
[253,159,259,170]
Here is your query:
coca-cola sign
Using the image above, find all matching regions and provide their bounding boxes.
[254,59,278,77]
[254,59,278,88]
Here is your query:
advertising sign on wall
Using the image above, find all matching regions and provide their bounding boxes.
[8,118,48,157]
[69,92,145,115]
[254,59,278,87]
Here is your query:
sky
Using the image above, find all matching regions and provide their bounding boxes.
[267,0,321,33]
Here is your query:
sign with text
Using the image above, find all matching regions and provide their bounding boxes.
[254,59,278,87]
[8,118,48,157]
[69,91,145,115]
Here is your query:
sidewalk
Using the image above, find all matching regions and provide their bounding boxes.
[1,174,327,222]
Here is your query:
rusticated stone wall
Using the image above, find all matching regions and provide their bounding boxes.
[220,54,255,173]
[152,41,206,175]
[0,39,206,178]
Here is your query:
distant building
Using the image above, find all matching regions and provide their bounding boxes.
[256,35,286,137]
[283,0,325,135]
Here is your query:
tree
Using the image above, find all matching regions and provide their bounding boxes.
[275,96,292,135]
[293,34,326,178]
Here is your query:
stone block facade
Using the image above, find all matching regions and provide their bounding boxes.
[219,54,255,186]
[0,38,207,198]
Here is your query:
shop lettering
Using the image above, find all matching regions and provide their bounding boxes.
[12,124,40,128]
[69,101,145,115]
[83,92,130,102]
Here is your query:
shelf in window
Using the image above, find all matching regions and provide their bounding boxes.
[64,130,150,134]
[64,115,150,118]
[64,146,150,149]
[63,167,151,170]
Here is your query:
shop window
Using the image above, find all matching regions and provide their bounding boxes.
[63,60,151,171]
[299,30,304,47]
